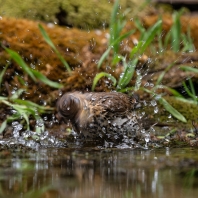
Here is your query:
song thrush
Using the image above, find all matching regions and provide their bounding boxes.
[57,91,143,142]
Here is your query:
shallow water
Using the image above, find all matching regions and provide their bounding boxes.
[0,147,198,198]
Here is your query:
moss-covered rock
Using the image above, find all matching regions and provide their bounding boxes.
[0,0,146,29]
[141,96,198,131]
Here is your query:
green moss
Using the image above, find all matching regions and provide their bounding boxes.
[0,0,146,29]
[141,96,198,131]
[165,97,198,122]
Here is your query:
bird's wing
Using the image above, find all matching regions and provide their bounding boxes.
[87,92,133,114]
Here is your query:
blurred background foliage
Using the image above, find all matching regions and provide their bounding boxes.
[0,0,148,29]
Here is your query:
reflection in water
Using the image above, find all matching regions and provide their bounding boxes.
[0,148,198,198]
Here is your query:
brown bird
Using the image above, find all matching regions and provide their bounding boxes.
[56,91,142,142]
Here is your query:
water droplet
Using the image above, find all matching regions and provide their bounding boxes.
[40,131,49,140]
[59,90,62,96]
[21,130,32,138]
[150,83,154,87]
[112,123,117,127]
[11,109,17,114]
[36,119,44,127]
[151,100,157,106]
[12,122,22,138]
[11,87,17,95]
[145,134,150,143]
[154,106,158,114]
[89,123,94,128]
[119,72,124,78]
[141,129,146,134]
[30,63,35,69]
[91,97,96,101]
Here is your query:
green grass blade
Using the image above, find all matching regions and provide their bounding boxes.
[181,33,193,52]
[171,11,181,52]
[22,112,30,129]
[117,87,134,93]
[5,47,62,88]
[140,20,162,54]
[130,41,144,58]
[158,97,187,122]
[38,24,56,49]
[182,81,197,101]
[97,47,112,69]
[5,48,36,81]
[13,98,54,112]
[109,0,119,44]
[10,89,24,100]
[0,63,9,92]
[134,18,146,40]
[38,24,72,74]
[164,30,171,49]
[92,72,117,91]
[180,66,198,73]
[160,85,184,98]
[98,29,135,69]
[189,78,196,96]
[112,55,125,65]
[157,17,164,53]
[117,58,138,90]
[155,62,175,86]
[110,0,119,26]
[173,97,198,105]
[31,69,63,88]
[0,119,7,134]
[0,96,8,101]
[184,26,195,52]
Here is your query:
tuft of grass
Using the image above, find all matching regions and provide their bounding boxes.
[171,10,182,52]
[97,29,135,69]
[92,3,196,123]
[0,89,53,133]
[0,62,9,92]
[94,18,162,92]
[97,0,135,69]
[116,58,138,90]
[179,66,198,103]
[5,48,63,89]
[0,44,62,134]
[133,19,162,56]
[92,72,117,91]
[164,9,194,52]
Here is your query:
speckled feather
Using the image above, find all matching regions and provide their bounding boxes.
[57,92,142,140]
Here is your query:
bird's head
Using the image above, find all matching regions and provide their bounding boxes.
[56,93,81,121]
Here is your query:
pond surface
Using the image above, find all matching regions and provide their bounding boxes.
[0,147,198,198]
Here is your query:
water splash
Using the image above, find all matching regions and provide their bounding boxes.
[12,122,22,138]
[0,121,67,150]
